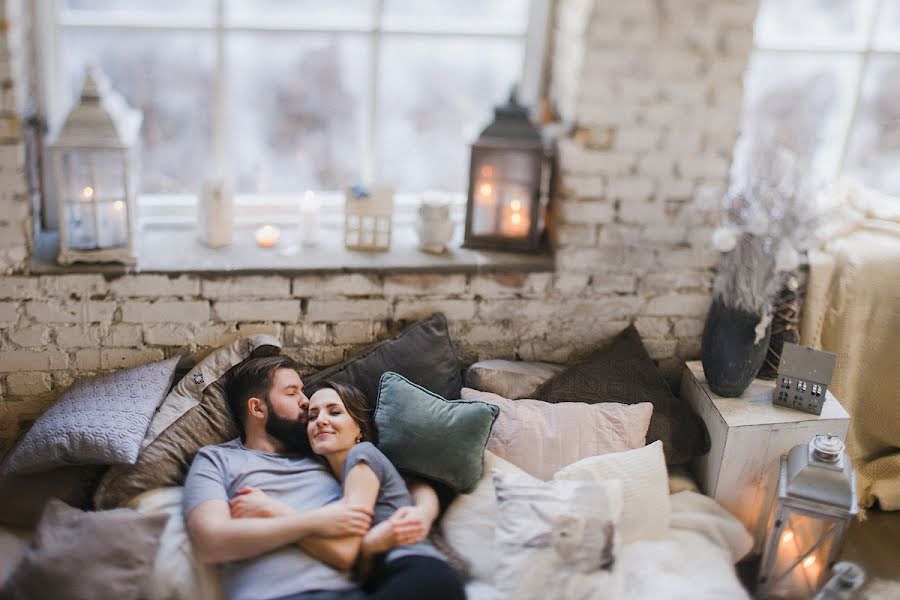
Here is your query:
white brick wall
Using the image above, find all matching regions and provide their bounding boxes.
[0,0,760,453]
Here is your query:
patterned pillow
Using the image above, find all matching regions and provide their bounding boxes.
[2,357,180,476]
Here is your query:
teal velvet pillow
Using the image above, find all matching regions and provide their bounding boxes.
[374,372,499,493]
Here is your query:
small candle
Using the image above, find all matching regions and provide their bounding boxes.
[255,225,281,248]
[299,190,319,246]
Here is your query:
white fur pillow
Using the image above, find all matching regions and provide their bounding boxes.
[460,388,652,481]
[554,440,670,543]
[492,467,624,600]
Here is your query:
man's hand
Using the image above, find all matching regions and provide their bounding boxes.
[309,501,374,538]
[388,505,431,545]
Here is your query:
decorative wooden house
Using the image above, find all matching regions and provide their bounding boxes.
[774,342,837,416]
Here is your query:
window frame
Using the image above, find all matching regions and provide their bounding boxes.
[33,0,553,230]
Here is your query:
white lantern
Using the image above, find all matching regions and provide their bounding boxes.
[48,67,142,265]
[757,435,857,599]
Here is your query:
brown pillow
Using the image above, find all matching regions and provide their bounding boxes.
[533,324,709,465]
[93,336,281,509]
[1,500,167,600]
[0,465,106,529]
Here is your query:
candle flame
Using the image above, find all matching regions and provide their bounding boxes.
[803,556,816,569]
[480,165,493,177]
[113,200,124,211]
[479,183,493,196]
[511,213,522,225]
[511,200,522,211]
[782,531,794,543]
[83,186,94,199]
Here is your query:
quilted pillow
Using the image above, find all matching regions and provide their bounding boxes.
[2,357,180,476]
[460,388,652,481]
[304,313,463,407]
[93,335,280,509]
[534,324,709,465]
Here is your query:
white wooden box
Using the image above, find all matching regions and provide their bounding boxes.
[680,361,850,553]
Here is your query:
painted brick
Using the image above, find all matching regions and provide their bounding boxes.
[590,274,637,294]
[0,300,17,323]
[395,299,476,321]
[332,321,376,345]
[470,273,550,299]
[8,325,49,347]
[384,274,467,297]
[122,301,210,324]
[674,318,705,338]
[634,317,671,339]
[618,200,667,224]
[0,222,26,247]
[192,324,236,347]
[201,276,291,299]
[560,200,615,224]
[291,345,345,368]
[553,274,590,295]
[5,372,52,395]
[0,349,68,371]
[638,154,676,177]
[292,274,382,298]
[290,323,330,345]
[0,276,37,298]
[236,322,283,339]
[676,337,702,359]
[144,324,194,346]
[615,127,659,151]
[658,247,718,270]
[39,274,108,298]
[305,299,391,322]
[109,274,199,298]
[55,325,103,348]
[26,301,116,323]
[607,178,655,202]
[74,349,101,371]
[677,154,729,179]
[639,270,711,293]
[104,324,143,347]
[214,300,299,322]
[562,175,606,198]
[557,245,656,273]
[479,299,560,321]
[643,338,679,360]
[555,224,597,247]
[101,348,166,370]
[643,293,711,317]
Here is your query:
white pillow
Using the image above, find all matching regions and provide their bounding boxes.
[554,440,670,543]
[492,467,624,600]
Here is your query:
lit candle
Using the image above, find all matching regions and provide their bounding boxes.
[299,190,319,246]
[500,187,530,237]
[473,175,497,235]
[255,225,281,248]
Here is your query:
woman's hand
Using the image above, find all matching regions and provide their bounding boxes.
[229,487,289,519]
[310,501,374,538]
[388,505,431,545]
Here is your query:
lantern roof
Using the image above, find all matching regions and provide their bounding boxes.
[782,436,857,513]
[50,67,142,149]
[474,87,542,148]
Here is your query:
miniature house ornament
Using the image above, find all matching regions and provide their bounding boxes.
[757,435,857,600]
[48,67,142,265]
[464,88,552,252]
[774,342,837,415]
[345,185,393,251]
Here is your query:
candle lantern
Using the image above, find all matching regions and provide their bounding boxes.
[464,88,552,252]
[757,435,857,600]
[48,67,142,265]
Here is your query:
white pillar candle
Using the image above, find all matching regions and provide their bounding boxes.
[299,190,319,246]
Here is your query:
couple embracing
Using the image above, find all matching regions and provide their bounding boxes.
[184,354,466,600]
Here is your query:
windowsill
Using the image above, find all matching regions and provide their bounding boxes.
[30,224,554,276]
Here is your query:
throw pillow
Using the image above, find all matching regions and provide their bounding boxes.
[461,388,652,481]
[304,313,463,406]
[0,465,105,529]
[555,441,671,543]
[93,335,281,509]
[492,467,624,600]
[534,323,710,465]
[1,500,168,600]
[3,357,180,476]
[464,359,565,400]
[374,372,498,493]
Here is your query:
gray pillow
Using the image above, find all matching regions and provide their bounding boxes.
[374,372,499,493]
[3,356,180,476]
[465,359,566,399]
[0,499,168,600]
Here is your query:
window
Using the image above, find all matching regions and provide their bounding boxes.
[740,0,900,196]
[37,0,550,229]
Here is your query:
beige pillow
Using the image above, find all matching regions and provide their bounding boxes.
[464,359,565,400]
[460,388,652,480]
[555,440,670,543]
[492,467,624,600]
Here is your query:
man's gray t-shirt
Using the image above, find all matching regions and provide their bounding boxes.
[342,442,444,563]
[183,438,356,600]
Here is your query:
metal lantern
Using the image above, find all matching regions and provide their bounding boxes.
[464,88,552,252]
[757,435,857,600]
[48,67,142,265]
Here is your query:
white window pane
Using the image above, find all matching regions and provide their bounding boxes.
[383,0,529,33]
[226,0,375,29]
[61,31,215,194]
[738,52,858,181]
[875,0,900,49]
[376,38,523,194]
[227,34,367,193]
[62,0,213,17]
[754,0,877,49]
[844,57,900,195]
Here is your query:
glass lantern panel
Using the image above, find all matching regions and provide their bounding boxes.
[64,200,98,250]
[766,510,840,599]
[95,199,130,248]
[470,150,537,237]
[90,151,128,201]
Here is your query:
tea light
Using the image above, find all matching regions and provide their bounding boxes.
[255,225,281,248]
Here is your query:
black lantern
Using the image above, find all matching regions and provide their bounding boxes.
[464,88,552,252]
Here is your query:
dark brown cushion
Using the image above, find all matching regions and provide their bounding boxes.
[0,465,105,529]
[533,324,709,465]
[93,336,281,509]
[0,500,167,600]
[304,313,463,404]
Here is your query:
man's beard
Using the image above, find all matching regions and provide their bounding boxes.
[264,399,310,454]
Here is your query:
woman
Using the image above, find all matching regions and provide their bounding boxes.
[231,380,465,600]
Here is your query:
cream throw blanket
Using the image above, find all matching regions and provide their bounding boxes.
[801,181,900,510]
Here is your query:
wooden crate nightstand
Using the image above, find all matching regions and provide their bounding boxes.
[680,360,850,554]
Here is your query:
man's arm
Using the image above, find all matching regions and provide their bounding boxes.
[187,499,372,565]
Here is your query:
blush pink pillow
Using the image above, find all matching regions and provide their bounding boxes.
[460,388,652,481]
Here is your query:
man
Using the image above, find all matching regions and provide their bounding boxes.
[184,355,438,600]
